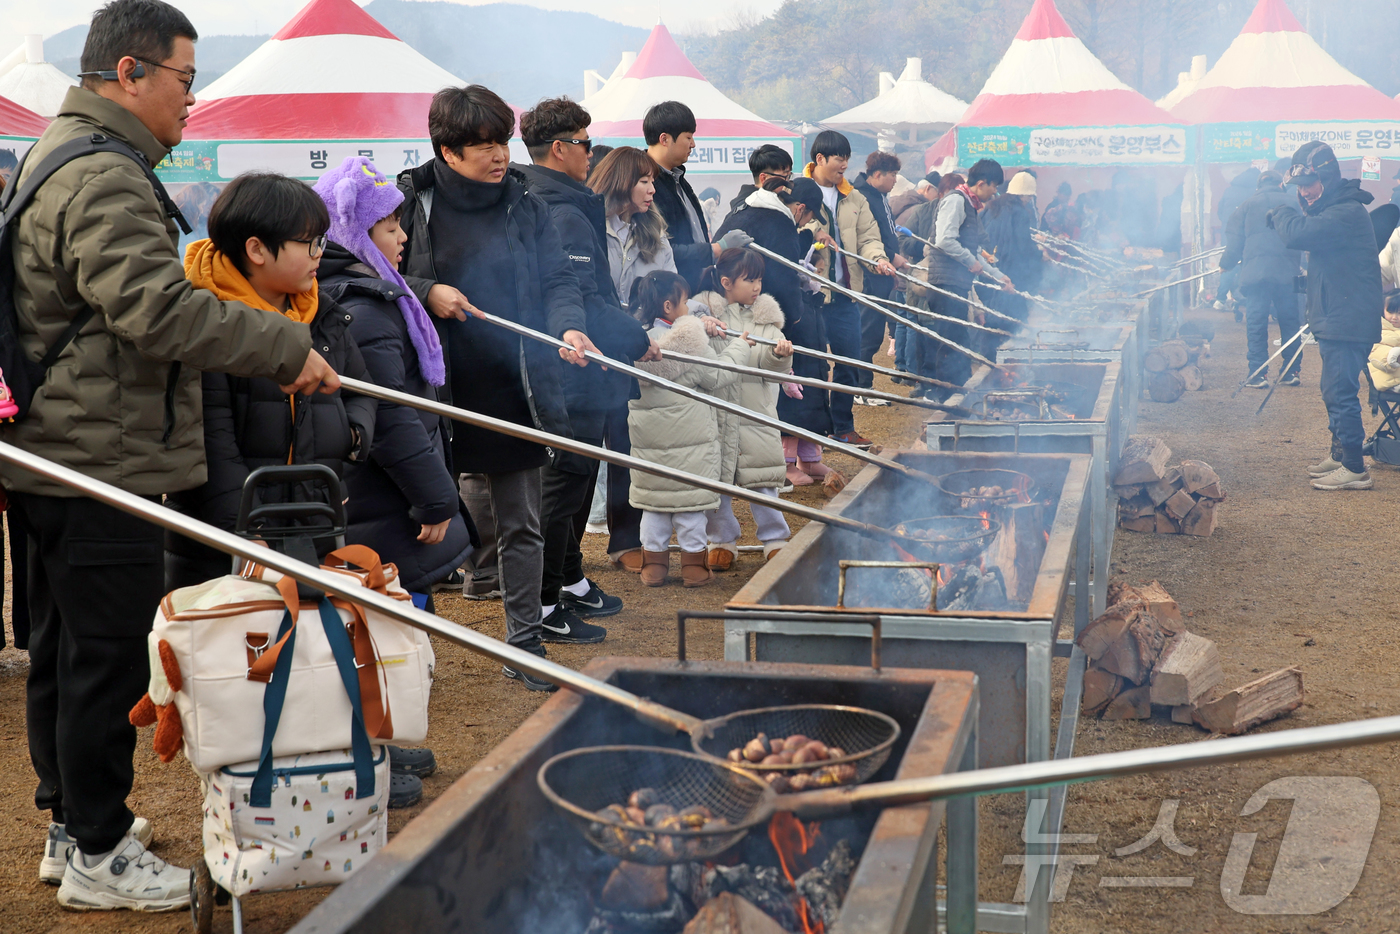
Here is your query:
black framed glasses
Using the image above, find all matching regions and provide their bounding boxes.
[289,234,328,259]
[554,137,593,154]
[78,58,196,94]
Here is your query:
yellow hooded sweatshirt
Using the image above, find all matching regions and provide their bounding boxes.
[184,238,319,324]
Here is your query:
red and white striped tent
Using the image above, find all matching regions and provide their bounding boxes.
[0,93,48,167]
[583,23,801,174]
[157,0,468,183]
[925,0,1188,170]
[1169,0,1400,163]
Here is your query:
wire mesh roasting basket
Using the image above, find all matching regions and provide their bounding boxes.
[936,468,1038,508]
[890,515,1002,563]
[538,746,771,865]
[691,704,901,785]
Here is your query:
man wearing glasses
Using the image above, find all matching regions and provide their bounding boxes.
[2,0,335,913]
[514,97,656,649]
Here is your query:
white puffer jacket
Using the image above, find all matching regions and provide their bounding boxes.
[627,315,752,512]
[692,291,790,490]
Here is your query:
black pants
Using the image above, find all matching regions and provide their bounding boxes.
[540,423,603,607]
[3,511,31,649]
[11,492,162,856]
[916,289,974,392]
[1317,339,1370,473]
[822,295,861,435]
[858,275,895,390]
[1241,278,1302,377]
[598,404,642,558]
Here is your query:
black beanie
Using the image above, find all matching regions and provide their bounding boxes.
[1289,141,1341,187]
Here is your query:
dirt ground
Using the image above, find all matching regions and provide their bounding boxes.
[3,313,1397,933]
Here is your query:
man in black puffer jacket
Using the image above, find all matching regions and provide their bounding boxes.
[1270,140,1385,491]
[397,86,600,690]
[1222,171,1303,387]
[515,97,654,636]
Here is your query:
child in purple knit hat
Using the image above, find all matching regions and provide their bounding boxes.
[314,155,476,601]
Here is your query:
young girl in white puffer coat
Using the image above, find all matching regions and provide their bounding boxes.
[690,248,796,568]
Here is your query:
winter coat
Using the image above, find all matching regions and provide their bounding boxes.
[605,212,677,312]
[319,245,475,593]
[889,189,925,223]
[1367,317,1400,391]
[1218,168,1260,225]
[165,294,377,569]
[899,196,939,260]
[627,315,749,512]
[714,189,832,436]
[1271,179,1385,344]
[514,162,652,418]
[726,183,758,220]
[981,195,1044,293]
[652,163,711,291]
[1378,226,1400,291]
[397,161,586,474]
[692,291,790,490]
[0,87,312,498]
[1220,187,1301,290]
[802,164,889,294]
[852,172,903,296]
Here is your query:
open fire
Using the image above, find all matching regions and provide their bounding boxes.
[585,814,855,934]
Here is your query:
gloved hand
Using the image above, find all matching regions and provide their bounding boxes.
[782,382,804,399]
[1386,346,1400,369]
[716,229,754,250]
[896,226,913,237]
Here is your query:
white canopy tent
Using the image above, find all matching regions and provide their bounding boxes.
[821,58,967,151]
[0,36,78,119]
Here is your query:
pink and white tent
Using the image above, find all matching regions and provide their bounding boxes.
[1169,0,1400,162]
[158,0,465,183]
[583,24,800,174]
[0,93,47,167]
[925,0,1188,170]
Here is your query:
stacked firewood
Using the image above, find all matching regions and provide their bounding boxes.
[1114,436,1224,537]
[1144,337,1211,402]
[1078,581,1304,734]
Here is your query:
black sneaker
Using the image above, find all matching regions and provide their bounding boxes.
[540,606,608,644]
[1282,374,1301,387]
[388,771,422,809]
[1243,375,1268,389]
[432,570,464,593]
[502,645,559,692]
[559,579,623,618]
[388,746,437,778]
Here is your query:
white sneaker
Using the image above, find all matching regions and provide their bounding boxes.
[584,521,608,535]
[57,832,188,912]
[1310,466,1373,491]
[41,818,152,885]
[853,395,891,407]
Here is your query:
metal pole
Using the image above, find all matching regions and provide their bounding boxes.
[1170,246,1224,268]
[708,324,965,393]
[1232,324,1310,397]
[469,310,942,485]
[860,290,1013,336]
[744,242,1010,366]
[1132,267,1217,297]
[1256,337,1308,415]
[657,349,972,415]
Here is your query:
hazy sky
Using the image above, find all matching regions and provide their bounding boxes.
[2,0,784,62]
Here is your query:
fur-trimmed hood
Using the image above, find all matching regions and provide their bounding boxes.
[638,314,711,383]
[692,291,785,329]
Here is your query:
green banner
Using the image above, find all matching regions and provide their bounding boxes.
[1202,120,1400,163]
[957,125,1191,167]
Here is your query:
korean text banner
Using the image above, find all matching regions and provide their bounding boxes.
[958,126,1190,166]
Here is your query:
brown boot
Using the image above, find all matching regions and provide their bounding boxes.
[707,544,736,571]
[611,548,644,573]
[680,551,714,587]
[640,550,670,586]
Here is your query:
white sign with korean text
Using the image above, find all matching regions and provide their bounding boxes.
[684,139,796,175]
[1275,123,1400,158]
[211,139,531,180]
[1027,126,1188,165]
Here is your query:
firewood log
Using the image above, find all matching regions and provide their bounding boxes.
[1113,483,1144,500]
[1082,668,1124,716]
[602,862,671,911]
[1105,581,1141,607]
[1163,489,1197,521]
[1191,668,1304,735]
[1171,705,1195,724]
[1118,494,1156,519]
[1155,509,1181,534]
[1120,516,1157,532]
[1095,609,1168,685]
[1114,436,1173,484]
[1144,347,1169,373]
[1102,684,1152,720]
[1149,632,1224,706]
[1194,481,1225,501]
[1144,466,1183,506]
[1077,601,1141,660]
[1148,369,1186,403]
[1136,581,1182,626]
[1159,340,1190,369]
[682,893,789,934]
[1179,460,1220,494]
[1180,499,1218,537]
[1177,365,1204,391]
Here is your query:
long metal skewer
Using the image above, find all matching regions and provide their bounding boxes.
[1232,324,1310,397]
[1132,267,1218,297]
[1256,338,1309,415]
[1170,246,1226,268]
[860,290,1012,336]
[1031,230,1124,265]
[657,349,971,415]
[707,323,965,393]
[469,311,944,485]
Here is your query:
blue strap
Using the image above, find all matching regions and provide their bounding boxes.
[249,609,296,807]
[246,599,375,807]
[316,598,376,799]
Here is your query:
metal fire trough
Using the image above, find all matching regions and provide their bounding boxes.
[922,362,1125,618]
[289,656,980,934]
[722,451,1091,934]
[995,326,1138,433]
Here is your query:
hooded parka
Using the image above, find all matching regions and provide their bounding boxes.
[627,315,750,512]
[691,291,790,490]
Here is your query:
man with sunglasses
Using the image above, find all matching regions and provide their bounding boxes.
[514,97,655,646]
[1269,140,1386,491]
[1,0,338,914]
